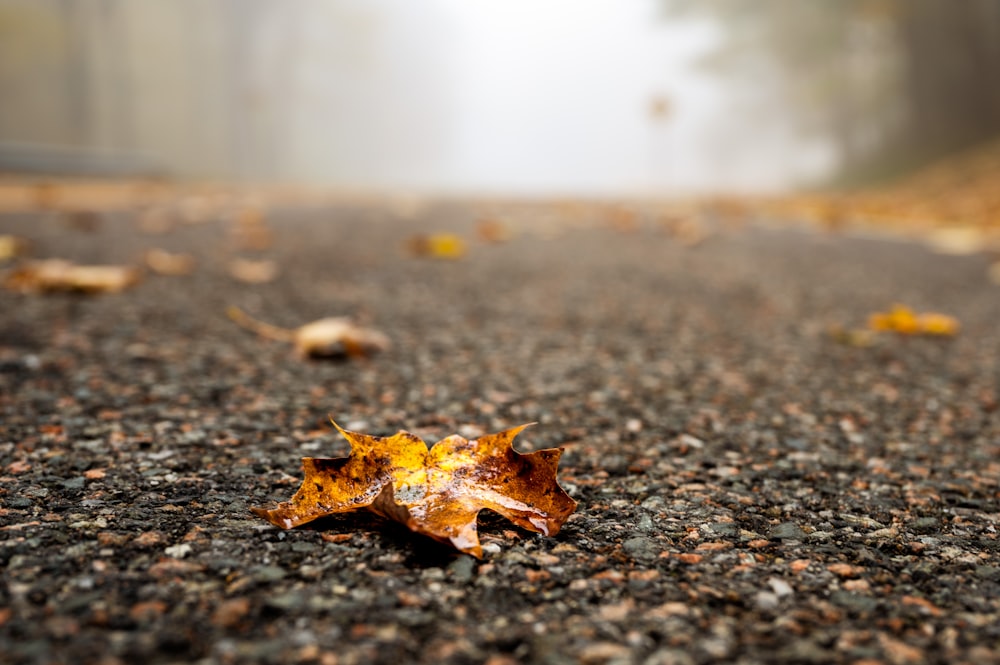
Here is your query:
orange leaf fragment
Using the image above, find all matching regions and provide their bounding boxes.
[252,423,577,558]
[917,312,959,337]
[867,304,958,337]
[3,259,139,294]
[868,304,920,335]
[226,306,390,359]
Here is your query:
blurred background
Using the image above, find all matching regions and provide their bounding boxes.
[0,0,998,196]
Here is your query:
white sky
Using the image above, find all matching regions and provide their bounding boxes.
[436,0,720,194]
[286,0,833,195]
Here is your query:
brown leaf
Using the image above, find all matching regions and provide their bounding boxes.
[145,248,196,276]
[3,259,139,294]
[227,257,279,284]
[252,423,577,557]
[226,306,389,359]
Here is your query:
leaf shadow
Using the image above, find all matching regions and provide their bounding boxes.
[299,512,463,568]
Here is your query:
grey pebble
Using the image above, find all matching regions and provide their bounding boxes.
[769,522,808,541]
[251,565,287,583]
[622,536,661,562]
[448,555,477,581]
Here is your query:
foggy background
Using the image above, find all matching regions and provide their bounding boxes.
[0,0,997,196]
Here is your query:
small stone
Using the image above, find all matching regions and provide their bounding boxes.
[910,517,939,534]
[708,522,737,537]
[164,543,192,559]
[830,591,877,613]
[776,640,832,664]
[251,565,287,583]
[62,477,86,490]
[643,648,695,665]
[448,555,476,582]
[755,591,780,611]
[768,578,794,597]
[636,514,655,533]
[622,536,660,562]
[133,531,165,548]
[264,591,305,612]
[578,641,631,664]
[769,522,807,541]
[212,598,251,628]
[974,565,1000,581]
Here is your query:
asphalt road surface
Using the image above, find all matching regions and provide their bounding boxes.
[2,201,999,664]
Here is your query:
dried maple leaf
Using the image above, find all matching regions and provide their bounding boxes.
[3,259,139,294]
[226,305,390,358]
[252,423,577,557]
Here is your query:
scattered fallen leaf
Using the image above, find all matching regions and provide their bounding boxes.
[868,304,958,337]
[252,423,577,557]
[869,304,920,334]
[476,218,513,244]
[227,257,279,284]
[229,205,273,250]
[917,312,960,336]
[144,248,196,276]
[926,227,987,255]
[406,233,466,259]
[0,235,29,261]
[3,259,140,294]
[226,305,390,358]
